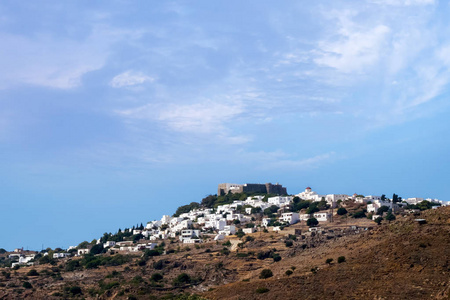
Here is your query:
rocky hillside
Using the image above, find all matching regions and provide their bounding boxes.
[0,207,448,299]
[204,207,450,299]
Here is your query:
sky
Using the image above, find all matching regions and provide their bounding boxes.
[1,0,450,251]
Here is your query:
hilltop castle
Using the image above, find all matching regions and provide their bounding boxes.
[217,183,287,196]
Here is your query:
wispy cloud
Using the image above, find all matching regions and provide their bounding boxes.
[314,11,390,74]
[0,21,145,90]
[117,99,249,145]
[237,150,337,171]
[110,70,154,88]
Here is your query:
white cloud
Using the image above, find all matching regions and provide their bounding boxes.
[314,21,390,73]
[110,70,154,88]
[117,99,249,144]
[237,150,336,171]
[0,25,144,90]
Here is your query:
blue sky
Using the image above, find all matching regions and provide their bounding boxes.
[1,0,449,250]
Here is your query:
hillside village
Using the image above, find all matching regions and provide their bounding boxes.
[2,183,446,268]
[1,183,449,299]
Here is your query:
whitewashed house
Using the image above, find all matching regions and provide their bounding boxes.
[219,225,236,236]
[262,218,271,227]
[179,229,200,242]
[280,212,300,224]
[53,253,71,259]
[243,227,257,234]
[367,200,393,213]
[313,212,329,222]
[296,187,323,201]
[103,241,116,248]
[268,196,293,206]
[161,215,171,225]
[77,249,90,255]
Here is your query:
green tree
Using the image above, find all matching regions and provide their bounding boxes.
[306,218,319,227]
[377,206,389,215]
[325,258,333,264]
[352,210,366,218]
[385,212,396,221]
[90,244,104,255]
[392,193,399,203]
[337,207,347,215]
[77,241,89,249]
[381,194,386,201]
[374,217,383,225]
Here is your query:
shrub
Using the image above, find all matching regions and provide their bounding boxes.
[27,269,39,276]
[137,259,146,266]
[69,286,82,295]
[256,287,269,293]
[326,258,333,264]
[65,260,81,271]
[99,281,120,291]
[285,240,293,247]
[153,259,165,270]
[307,218,319,227]
[285,270,293,276]
[144,249,161,257]
[22,282,32,289]
[374,217,383,225]
[352,211,366,218]
[338,256,346,263]
[130,276,144,285]
[151,273,163,282]
[236,229,245,238]
[222,240,231,246]
[385,212,396,221]
[259,269,273,279]
[245,236,254,242]
[272,254,282,262]
[257,251,272,260]
[220,248,230,256]
[173,273,191,286]
[337,207,347,215]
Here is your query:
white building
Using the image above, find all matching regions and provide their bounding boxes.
[53,253,71,259]
[262,218,271,227]
[325,194,349,207]
[243,227,257,234]
[268,196,293,206]
[405,198,424,205]
[161,215,171,225]
[179,229,200,241]
[103,241,116,248]
[219,225,236,236]
[313,212,330,222]
[296,187,323,202]
[367,200,393,213]
[77,249,90,255]
[280,212,299,225]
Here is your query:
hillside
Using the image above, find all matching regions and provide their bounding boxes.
[204,207,450,299]
[0,207,448,299]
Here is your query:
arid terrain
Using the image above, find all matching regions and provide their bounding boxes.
[1,207,449,299]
